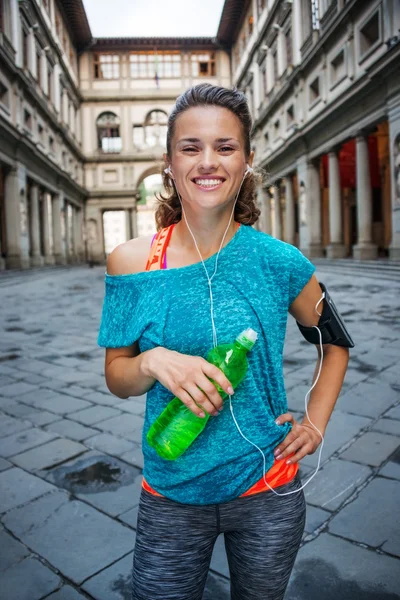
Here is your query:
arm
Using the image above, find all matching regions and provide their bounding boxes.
[274,274,350,463]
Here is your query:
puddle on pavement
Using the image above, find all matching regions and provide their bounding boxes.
[67,351,92,360]
[111,573,131,599]
[49,455,139,494]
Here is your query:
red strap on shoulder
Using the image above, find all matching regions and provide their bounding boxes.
[145,224,175,271]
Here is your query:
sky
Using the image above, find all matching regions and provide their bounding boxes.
[82,0,226,38]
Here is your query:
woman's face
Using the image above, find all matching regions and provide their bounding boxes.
[166,106,253,212]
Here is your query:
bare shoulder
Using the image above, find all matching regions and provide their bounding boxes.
[106,234,155,275]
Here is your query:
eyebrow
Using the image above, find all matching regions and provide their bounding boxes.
[176,137,239,145]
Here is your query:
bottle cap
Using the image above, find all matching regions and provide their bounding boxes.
[236,328,258,351]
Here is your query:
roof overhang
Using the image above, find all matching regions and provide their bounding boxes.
[217,0,251,47]
[58,0,92,51]
[92,37,223,52]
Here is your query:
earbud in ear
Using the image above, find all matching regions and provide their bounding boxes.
[164,166,171,176]
[245,164,254,176]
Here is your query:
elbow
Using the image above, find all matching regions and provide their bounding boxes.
[104,374,129,400]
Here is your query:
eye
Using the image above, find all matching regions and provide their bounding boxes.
[219,146,234,152]
[182,147,198,153]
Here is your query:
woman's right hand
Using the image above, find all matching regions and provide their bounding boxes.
[142,347,234,418]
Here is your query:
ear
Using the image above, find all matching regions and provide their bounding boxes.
[248,151,255,168]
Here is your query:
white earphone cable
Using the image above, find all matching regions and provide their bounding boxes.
[169,166,325,495]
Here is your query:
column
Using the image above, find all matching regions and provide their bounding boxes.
[75,208,85,261]
[277,28,287,77]
[292,0,303,66]
[257,187,272,235]
[41,191,55,265]
[73,206,82,262]
[297,156,323,257]
[284,176,295,245]
[353,134,378,259]
[388,96,400,259]
[266,48,274,93]
[327,150,347,258]
[52,192,66,265]
[251,62,261,118]
[131,204,138,238]
[30,184,43,267]
[125,208,132,240]
[4,163,30,269]
[272,186,282,240]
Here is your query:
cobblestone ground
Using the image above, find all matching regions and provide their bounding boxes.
[0,264,399,600]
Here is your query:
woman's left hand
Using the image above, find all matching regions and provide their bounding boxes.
[274,413,323,464]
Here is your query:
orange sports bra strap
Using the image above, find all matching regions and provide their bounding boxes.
[145,224,175,271]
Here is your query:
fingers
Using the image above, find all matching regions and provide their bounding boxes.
[274,425,320,464]
[174,388,208,418]
[185,382,221,417]
[202,361,234,396]
[275,413,294,425]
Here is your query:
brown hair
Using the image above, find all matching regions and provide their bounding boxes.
[155,83,261,230]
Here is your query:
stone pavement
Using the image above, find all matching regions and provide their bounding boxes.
[0,264,399,600]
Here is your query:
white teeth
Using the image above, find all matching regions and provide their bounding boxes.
[194,179,223,186]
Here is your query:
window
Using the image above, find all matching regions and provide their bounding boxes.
[22,28,29,69]
[24,109,32,130]
[0,80,9,108]
[309,76,320,104]
[330,49,346,87]
[359,10,381,58]
[273,119,280,139]
[272,48,278,82]
[38,123,44,142]
[36,48,41,87]
[96,112,122,153]
[133,125,145,149]
[286,105,295,127]
[49,136,54,153]
[191,52,216,77]
[130,51,181,79]
[285,27,293,66]
[47,60,53,101]
[93,54,120,79]
[261,64,267,98]
[144,110,168,147]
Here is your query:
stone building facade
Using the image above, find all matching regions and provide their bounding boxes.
[219,0,400,259]
[2,0,399,268]
[79,37,230,263]
[0,0,89,269]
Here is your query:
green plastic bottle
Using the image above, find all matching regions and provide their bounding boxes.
[146,328,258,460]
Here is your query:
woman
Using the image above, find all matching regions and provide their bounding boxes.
[98,84,349,600]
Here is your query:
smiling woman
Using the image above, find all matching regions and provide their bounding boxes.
[97,84,349,600]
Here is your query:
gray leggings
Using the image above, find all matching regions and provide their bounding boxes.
[131,475,306,600]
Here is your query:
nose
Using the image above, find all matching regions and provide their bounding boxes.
[197,148,219,173]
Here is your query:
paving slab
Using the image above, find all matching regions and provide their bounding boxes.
[46,585,89,599]
[118,504,139,529]
[81,391,118,406]
[115,397,146,416]
[0,427,58,458]
[286,533,400,600]
[0,528,29,571]
[372,417,400,436]
[120,444,144,470]
[386,404,400,420]
[336,380,400,418]
[304,459,372,511]
[60,385,94,399]
[14,387,56,407]
[0,556,61,600]
[0,466,55,513]
[44,418,99,441]
[11,438,87,471]
[304,505,331,534]
[0,413,32,437]
[85,432,137,456]
[203,572,230,600]
[341,431,400,467]
[301,411,372,468]
[99,414,144,436]
[210,534,229,578]
[44,451,143,517]
[0,456,11,471]
[0,382,38,398]
[29,393,93,415]
[2,403,61,426]
[329,477,400,556]
[2,489,135,584]
[68,405,122,425]
[81,551,134,600]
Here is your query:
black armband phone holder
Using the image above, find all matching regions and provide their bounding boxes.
[296,282,355,348]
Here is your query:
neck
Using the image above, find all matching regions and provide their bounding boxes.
[174,207,238,259]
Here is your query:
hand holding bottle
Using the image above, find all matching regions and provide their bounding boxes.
[143,346,234,417]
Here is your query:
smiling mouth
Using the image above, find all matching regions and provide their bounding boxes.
[192,178,225,191]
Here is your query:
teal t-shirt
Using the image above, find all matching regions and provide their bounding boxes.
[98,224,315,505]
